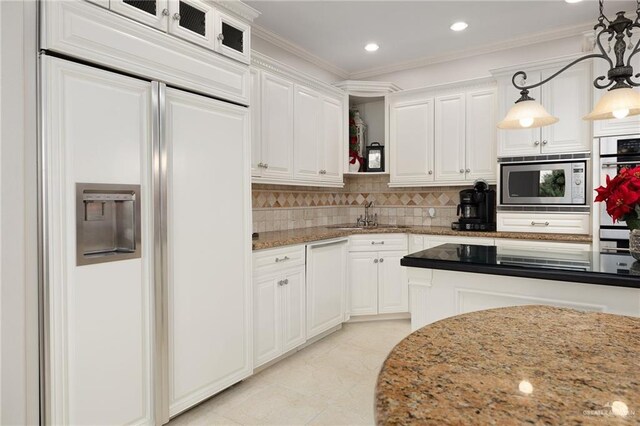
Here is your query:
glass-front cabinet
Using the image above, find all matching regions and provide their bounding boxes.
[96,0,253,64]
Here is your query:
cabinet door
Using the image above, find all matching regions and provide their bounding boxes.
[281,268,306,353]
[306,241,348,338]
[319,96,344,182]
[593,53,640,137]
[293,84,321,180]
[250,68,262,177]
[434,93,466,182]
[497,73,542,157]
[254,275,281,368]
[347,251,379,315]
[167,0,215,49]
[261,71,294,179]
[165,87,251,415]
[378,251,409,314]
[541,63,591,154]
[466,88,497,182]
[390,99,434,184]
[214,9,251,64]
[110,0,169,30]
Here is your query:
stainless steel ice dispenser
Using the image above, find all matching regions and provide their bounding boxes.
[76,183,141,266]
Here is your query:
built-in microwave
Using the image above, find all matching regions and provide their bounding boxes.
[501,160,587,206]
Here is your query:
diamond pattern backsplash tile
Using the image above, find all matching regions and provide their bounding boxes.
[252,175,468,233]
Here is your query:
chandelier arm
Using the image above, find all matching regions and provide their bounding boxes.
[626,23,640,67]
[594,75,616,89]
[512,53,611,91]
[594,25,614,69]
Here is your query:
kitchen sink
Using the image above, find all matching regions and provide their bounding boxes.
[326,224,411,230]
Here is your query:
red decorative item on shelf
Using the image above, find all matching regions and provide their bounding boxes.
[595,166,640,229]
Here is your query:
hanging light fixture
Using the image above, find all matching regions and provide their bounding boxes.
[498,0,640,130]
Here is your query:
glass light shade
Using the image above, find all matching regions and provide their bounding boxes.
[497,100,559,129]
[583,87,640,121]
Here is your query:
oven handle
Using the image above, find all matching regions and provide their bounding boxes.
[601,161,640,167]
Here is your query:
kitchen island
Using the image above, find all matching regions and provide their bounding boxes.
[401,244,640,331]
[376,305,640,425]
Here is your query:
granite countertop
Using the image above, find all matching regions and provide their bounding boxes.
[376,305,640,425]
[252,225,592,250]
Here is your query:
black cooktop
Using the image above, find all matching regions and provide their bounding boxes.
[401,244,640,289]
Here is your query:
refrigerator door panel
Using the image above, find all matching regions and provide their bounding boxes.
[163,87,251,416]
[41,56,154,425]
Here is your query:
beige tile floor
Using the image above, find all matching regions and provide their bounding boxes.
[168,319,411,426]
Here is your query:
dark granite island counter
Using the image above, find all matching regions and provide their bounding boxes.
[401,244,640,331]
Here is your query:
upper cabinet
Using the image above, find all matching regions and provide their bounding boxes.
[92,0,255,64]
[251,53,346,187]
[494,58,592,157]
[389,80,497,187]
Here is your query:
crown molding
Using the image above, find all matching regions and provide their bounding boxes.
[349,22,594,80]
[333,80,402,97]
[252,24,350,79]
[209,0,260,22]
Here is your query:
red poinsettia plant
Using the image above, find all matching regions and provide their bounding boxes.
[595,166,640,230]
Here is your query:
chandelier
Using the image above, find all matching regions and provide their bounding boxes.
[498,0,640,129]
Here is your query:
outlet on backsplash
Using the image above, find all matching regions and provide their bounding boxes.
[252,175,462,233]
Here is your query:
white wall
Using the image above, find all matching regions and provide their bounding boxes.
[364,34,588,90]
[0,1,38,424]
[252,35,344,84]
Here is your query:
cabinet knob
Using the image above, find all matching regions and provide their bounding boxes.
[379,258,384,263]
[264,163,269,169]
[459,169,464,173]
[428,170,433,175]
[278,280,284,286]
[257,162,264,168]
[542,140,548,145]
[465,168,470,173]
[173,13,181,20]
[284,279,289,285]
[534,140,540,146]
[161,8,169,16]
[373,258,379,263]
[217,33,225,41]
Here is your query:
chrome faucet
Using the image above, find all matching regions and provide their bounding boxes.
[357,201,377,227]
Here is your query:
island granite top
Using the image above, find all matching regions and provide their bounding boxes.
[401,243,640,289]
[376,305,640,425]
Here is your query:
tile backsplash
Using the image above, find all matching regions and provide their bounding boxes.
[252,175,464,232]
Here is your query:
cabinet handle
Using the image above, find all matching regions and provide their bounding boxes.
[275,256,290,263]
[264,163,269,169]
[374,258,379,263]
[465,168,470,173]
[161,8,169,16]
[278,280,284,286]
[459,169,464,173]
[371,241,385,245]
[428,170,433,175]
[217,33,224,41]
[379,258,384,263]
[173,13,181,20]
[531,221,550,226]
[542,140,548,145]
[257,162,264,168]
[284,279,289,285]
[534,141,540,146]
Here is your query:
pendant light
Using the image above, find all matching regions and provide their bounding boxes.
[498,0,640,130]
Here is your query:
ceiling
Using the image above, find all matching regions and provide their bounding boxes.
[246,1,637,77]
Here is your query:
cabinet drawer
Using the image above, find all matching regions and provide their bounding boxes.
[425,235,495,248]
[253,245,305,274]
[497,213,590,235]
[349,234,408,252]
[494,238,591,251]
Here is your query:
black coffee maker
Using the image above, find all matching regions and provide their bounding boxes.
[451,180,496,231]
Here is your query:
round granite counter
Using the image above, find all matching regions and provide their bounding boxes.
[376,305,640,425]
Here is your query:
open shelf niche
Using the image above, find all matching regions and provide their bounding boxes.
[333,81,401,176]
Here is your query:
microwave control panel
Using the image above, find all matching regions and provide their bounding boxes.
[571,162,586,204]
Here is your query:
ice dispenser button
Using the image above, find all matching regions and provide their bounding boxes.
[76,183,141,266]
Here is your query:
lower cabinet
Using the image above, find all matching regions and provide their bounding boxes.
[306,239,349,339]
[348,235,409,316]
[253,266,306,368]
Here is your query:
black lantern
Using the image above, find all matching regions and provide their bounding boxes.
[365,142,384,172]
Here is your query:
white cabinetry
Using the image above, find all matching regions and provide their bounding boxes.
[306,240,349,338]
[167,0,216,49]
[348,235,409,315]
[497,212,590,235]
[253,245,306,368]
[251,54,345,187]
[110,0,168,30]
[389,80,497,187]
[494,59,591,157]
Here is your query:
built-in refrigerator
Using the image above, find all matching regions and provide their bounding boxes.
[40,55,252,425]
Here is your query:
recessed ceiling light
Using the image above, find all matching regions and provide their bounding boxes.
[364,43,379,52]
[565,0,583,3]
[450,21,468,32]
